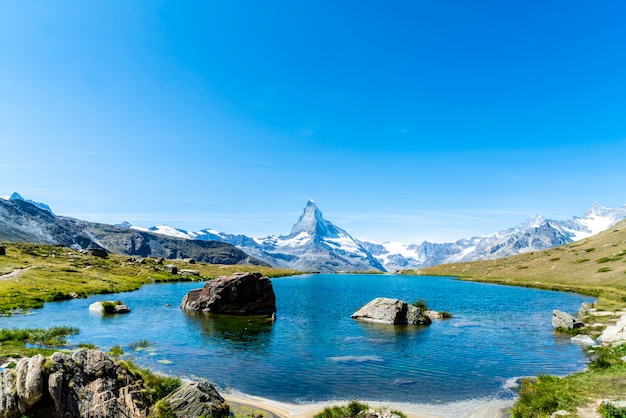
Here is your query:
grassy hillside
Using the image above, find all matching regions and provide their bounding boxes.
[415,218,626,308]
[0,242,302,313]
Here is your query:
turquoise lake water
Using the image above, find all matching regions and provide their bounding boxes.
[0,274,592,404]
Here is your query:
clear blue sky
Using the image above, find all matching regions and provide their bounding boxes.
[1,1,625,243]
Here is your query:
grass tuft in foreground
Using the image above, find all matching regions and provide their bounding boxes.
[510,343,626,417]
[315,400,407,418]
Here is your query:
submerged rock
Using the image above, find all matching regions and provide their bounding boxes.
[180,272,276,315]
[351,297,431,326]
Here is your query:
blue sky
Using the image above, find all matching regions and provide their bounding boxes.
[1,1,625,243]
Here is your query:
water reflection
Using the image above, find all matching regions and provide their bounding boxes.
[183,312,274,350]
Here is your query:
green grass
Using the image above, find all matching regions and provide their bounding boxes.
[411,299,428,310]
[0,326,79,359]
[118,360,181,402]
[511,343,626,417]
[315,401,407,418]
[0,242,303,314]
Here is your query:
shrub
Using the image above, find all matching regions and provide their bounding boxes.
[598,267,612,273]
[315,400,369,418]
[109,345,124,357]
[411,299,428,310]
[599,402,626,418]
[575,258,590,263]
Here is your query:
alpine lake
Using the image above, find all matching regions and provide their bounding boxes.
[0,274,593,405]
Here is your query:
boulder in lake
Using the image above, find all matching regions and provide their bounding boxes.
[180,272,276,315]
[552,310,584,330]
[351,297,431,326]
[89,301,131,315]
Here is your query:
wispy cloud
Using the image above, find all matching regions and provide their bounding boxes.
[48,149,125,157]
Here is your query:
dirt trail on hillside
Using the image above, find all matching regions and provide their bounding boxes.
[0,266,34,280]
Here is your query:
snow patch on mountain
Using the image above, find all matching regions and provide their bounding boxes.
[362,202,626,271]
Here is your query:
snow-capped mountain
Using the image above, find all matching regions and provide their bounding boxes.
[1,192,54,215]
[136,200,386,273]
[360,202,626,271]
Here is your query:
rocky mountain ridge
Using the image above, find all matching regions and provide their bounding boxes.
[139,200,384,273]
[0,197,267,266]
[140,200,626,272]
[2,192,625,273]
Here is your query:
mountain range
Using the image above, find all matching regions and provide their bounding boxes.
[132,199,626,273]
[0,193,267,266]
[2,192,626,273]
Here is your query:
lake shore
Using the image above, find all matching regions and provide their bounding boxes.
[222,390,514,418]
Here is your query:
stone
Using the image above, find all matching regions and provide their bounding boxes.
[351,297,432,326]
[598,314,626,344]
[15,354,45,411]
[0,350,151,418]
[571,335,596,345]
[0,245,5,256]
[179,269,200,276]
[552,310,584,330]
[87,247,108,258]
[89,301,131,315]
[162,382,229,418]
[165,264,178,274]
[181,272,276,315]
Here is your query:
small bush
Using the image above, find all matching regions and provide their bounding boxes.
[575,259,590,263]
[599,401,626,418]
[109,345,124,357]
[598,267,612,273]
[315,400,369,418]
[411,299,428,310]
[549,257,561,262]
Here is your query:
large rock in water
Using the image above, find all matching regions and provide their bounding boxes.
[180,272,276,315]
[351,297,432,325]
[552,310,584,330]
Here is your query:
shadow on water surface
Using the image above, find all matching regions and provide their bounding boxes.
[183,311,274,350]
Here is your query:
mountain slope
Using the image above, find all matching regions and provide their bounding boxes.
[361,203,626,271]
[142,200,386,273]
[419,218,626,299]
[0,198,268,266]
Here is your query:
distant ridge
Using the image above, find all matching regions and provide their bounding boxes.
[0,196,268,266]
[3,192,626,274]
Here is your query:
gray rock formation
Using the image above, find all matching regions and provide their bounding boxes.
[0,198,269,266]
[351,297,432,325]
[598,314,626,344]
[165,264,178,274]
[181,272,276,315]
[0,350,151,418]
[552,310,584,330]
[161,382,229,418]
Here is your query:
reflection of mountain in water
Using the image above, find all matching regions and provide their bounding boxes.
[184,312,274,350]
